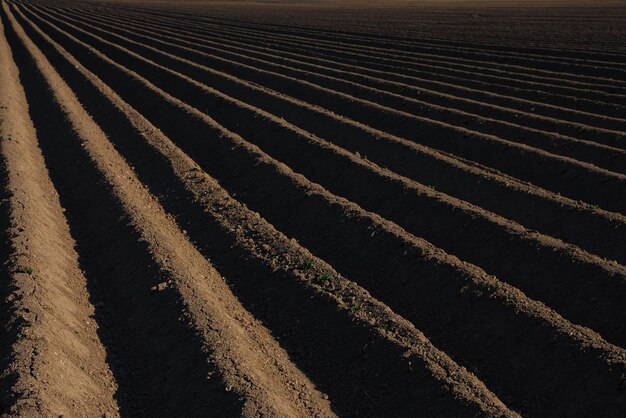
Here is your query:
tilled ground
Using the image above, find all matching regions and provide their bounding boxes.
[1,0,625,416]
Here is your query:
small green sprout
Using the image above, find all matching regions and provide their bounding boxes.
[375,320,391,330]
[301,259,313,270]
[504,293,516,306]
[17,266,33,275]
[315,272,332,286]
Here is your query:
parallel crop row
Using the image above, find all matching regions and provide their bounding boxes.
[2,1,625,416]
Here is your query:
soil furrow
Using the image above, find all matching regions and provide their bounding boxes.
[56,5,626,107]
[195,27,626,138]
[87,7,626,128]
[59,7,626,156]
[103,5,626,110]
[148,13,626,89]
[98,5,623,108]
[160,11,624,98]
[3,5,338,417]
[104,4,626,68]
[18,5,626,416]
[0,10,119,417]
[99,5,626,87]
[23,3,626,351]
[24,3,626,266]
[24,16,521,417]
[29,4,626,216]
[94,4,626,62]
[136,3,626,53]
[174,10,626,69]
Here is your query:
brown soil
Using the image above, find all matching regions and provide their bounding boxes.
[1,0,625,416]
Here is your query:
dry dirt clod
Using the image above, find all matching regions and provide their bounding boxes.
[151,282,169,292]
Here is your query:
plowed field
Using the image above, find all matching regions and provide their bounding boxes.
[1,0,625,416]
